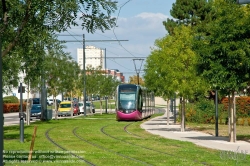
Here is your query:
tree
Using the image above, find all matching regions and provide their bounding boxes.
[0,0,117,56]
[0,0,118,90]
[98,74,120,113]
[194,0,250,142]
[163,0,212,35]
[43,42,81,119]
[144,25,208,131]
[128,75,145,86]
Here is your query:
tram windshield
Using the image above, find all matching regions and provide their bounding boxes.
[119,93,136,109]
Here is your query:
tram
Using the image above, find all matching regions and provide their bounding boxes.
[115,84,155,121]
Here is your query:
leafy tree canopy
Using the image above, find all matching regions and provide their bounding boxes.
[0,0,118,91]
[194,0,250,94]
[144,25,208,100]
[163,0,212,35]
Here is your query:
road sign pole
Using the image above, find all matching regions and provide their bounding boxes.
[19,83,24,142]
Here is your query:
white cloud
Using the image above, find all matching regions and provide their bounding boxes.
[136,12,169,20]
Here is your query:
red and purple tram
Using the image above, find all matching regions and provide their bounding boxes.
[115,84,155,121]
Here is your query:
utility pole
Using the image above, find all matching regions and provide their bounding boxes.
[104,48,108,114]
[83,34,87,117]
[132,59,144,85]
[41,51,47,121]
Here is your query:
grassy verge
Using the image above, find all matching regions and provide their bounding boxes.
[3,113,250,166]
[186,122,250,142]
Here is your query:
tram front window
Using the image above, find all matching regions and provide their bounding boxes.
[119,93,136,109]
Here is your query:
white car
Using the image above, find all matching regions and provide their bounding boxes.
[47,99,54,105]
[79,102,95,114]
[79,102,85,114]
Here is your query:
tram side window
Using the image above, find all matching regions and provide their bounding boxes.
[138,90,142,110]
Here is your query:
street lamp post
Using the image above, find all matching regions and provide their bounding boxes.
[215,90,219,137]
[83,34,87,117]
[104,48,108,114]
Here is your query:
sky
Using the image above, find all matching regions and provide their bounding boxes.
[60,0,176,82]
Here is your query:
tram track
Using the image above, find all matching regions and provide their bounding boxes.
[101,124,212,166]
[73,127,152,166]
[123,123,143,138]
[44,118,212,166]
[45,127,96,166]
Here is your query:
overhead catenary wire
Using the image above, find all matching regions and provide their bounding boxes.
[57,0,143,76]
[112,0,136,58]
[57,31,136,72]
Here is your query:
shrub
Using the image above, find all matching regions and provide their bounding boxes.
[3,96,19,103]
[221,96,250,119]
[3,96,27,113]
[185,98,224,124]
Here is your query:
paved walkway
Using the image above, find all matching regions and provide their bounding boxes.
[141,110,250,154]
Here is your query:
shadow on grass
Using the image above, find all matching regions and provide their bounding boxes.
[237,134,250,143]
[188,126,214,131]
[3,120,60,140]
[4,133,32,141]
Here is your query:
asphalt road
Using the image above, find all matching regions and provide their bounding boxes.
[3,109,115,126]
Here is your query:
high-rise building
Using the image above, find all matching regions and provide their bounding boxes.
[77,46,125,83]
[77,46,105,70]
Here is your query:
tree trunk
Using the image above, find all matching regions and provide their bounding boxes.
[55,96,58,120]
[26,81,30,125]
[167,99,170,126]
[181,97,185,132]
[100,100,103,114]
[228,95,230,135]
[229,92,236,142]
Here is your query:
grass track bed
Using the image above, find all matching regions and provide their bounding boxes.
[3,113,250,165]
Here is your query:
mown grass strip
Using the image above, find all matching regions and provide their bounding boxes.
[3,113,250,166]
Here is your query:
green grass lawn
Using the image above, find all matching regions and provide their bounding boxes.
[3,113,250,166]
[92,99,115,110]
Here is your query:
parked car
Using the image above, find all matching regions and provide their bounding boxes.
[47,99,61,106]
[55,99,61,104]
[58,101,72,117]
[32,98,40,104]
[73,103,80,116]
[86,102,95,113]
[47,99,54,105]
[78,102,85,114]
[78,102,95,114]
[29,104,42,120]
[91,103,95,113]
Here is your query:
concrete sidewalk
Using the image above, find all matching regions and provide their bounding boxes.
[141,110,250,154]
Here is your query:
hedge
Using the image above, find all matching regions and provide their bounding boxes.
[3,96,19,103]
[184,96,250,125]
[3,103,27,113]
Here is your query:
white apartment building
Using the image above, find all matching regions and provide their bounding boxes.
[77,46,105,70]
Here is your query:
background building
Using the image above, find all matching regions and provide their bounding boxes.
[77,46,125,82]
[104,69,125,83]
[77,46,105,70]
